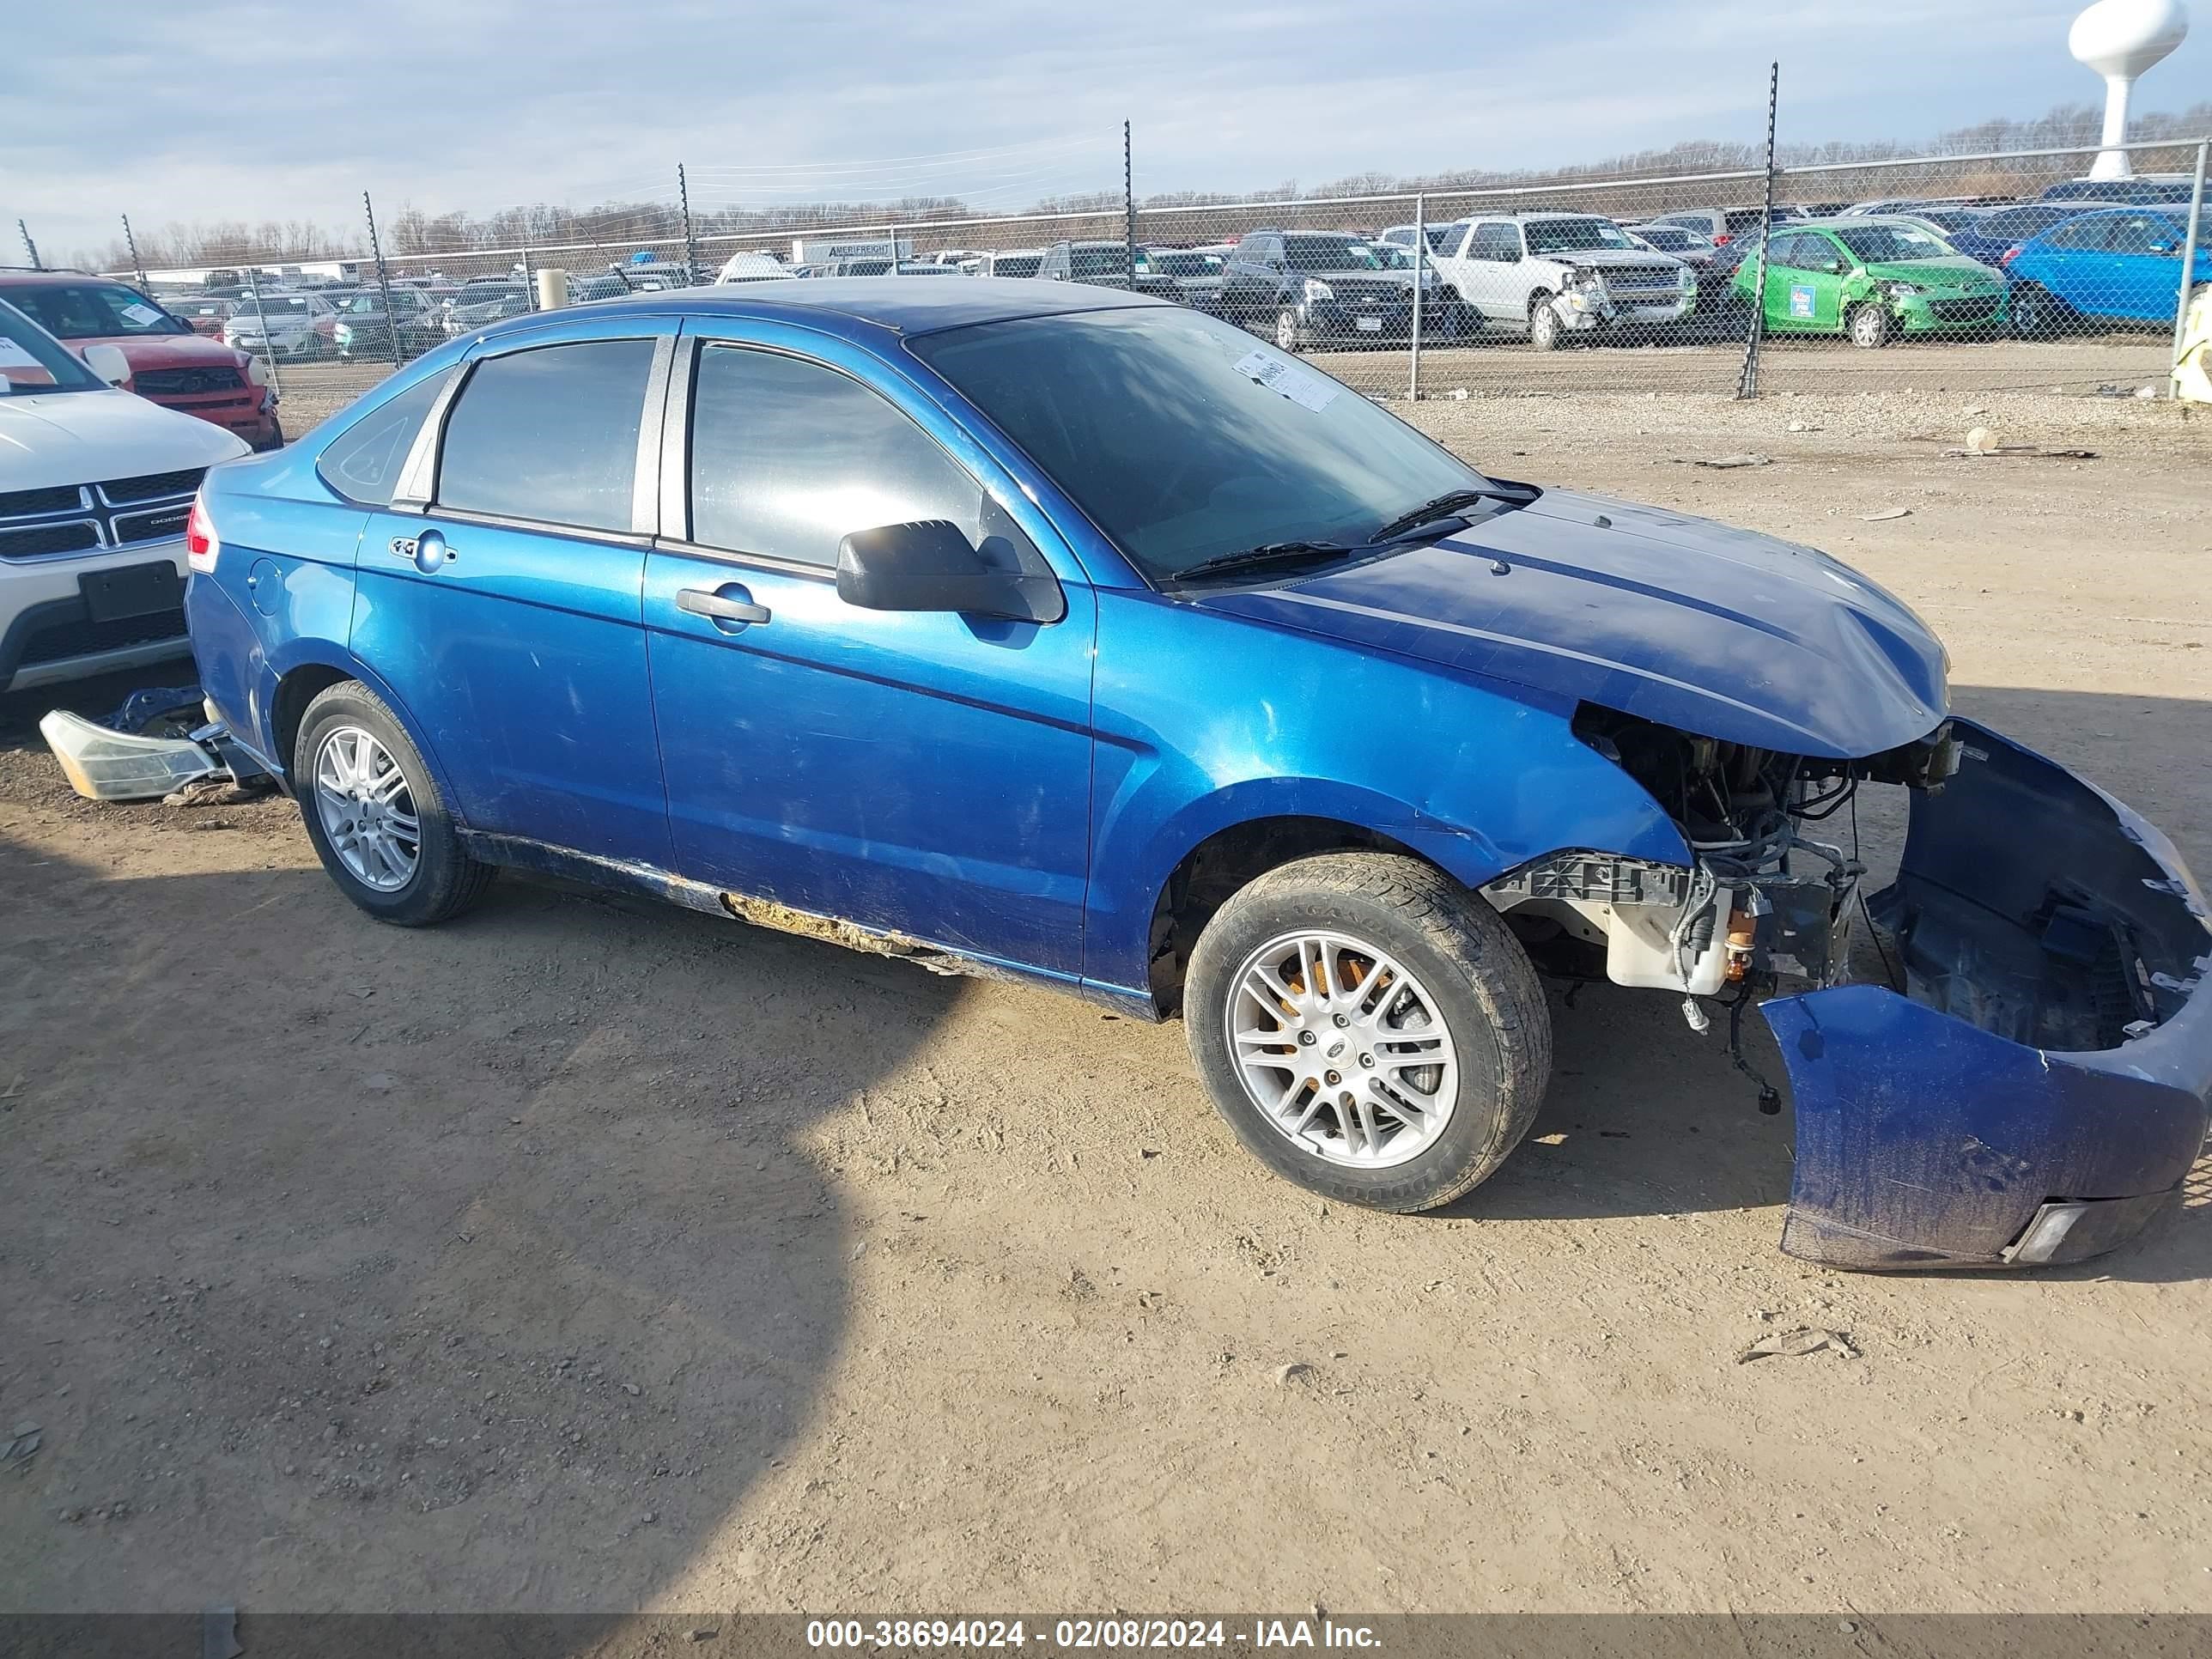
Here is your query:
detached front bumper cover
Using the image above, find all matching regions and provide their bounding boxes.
[1763,718,2211,1270]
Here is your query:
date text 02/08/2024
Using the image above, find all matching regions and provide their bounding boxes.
[805,1618,1383,1650]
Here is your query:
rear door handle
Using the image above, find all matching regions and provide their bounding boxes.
[678,586,771,627]
[390,531,456,566]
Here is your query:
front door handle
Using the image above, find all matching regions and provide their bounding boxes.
[678,585,771,627]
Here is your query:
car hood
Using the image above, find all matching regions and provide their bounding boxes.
[1860,255,2002,286]
[0,386,251,489]
[1192,489,1948,759]
[73,331,246,370]
[1546,247,1686,269]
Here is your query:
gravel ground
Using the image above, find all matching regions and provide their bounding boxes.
[1,384,2208,1620]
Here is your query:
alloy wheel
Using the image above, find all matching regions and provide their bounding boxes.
[1225,931,1460,1169]
[313,725,421,892]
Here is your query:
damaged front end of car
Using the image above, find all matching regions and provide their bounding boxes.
[1485,710,2211,1271]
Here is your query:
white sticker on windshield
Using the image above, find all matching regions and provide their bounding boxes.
[1233,348,1343,414]
[119,301,163,325]
[0,338,43,369]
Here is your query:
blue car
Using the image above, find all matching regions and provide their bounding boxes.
[1942,201,2111,268]
[2005,206,2210,337]
[183,279,2212,1269]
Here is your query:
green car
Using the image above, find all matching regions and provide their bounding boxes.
[1731,220,2009,347]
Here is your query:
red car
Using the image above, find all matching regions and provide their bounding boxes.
[0,271,282,451]
[165,295,238,338]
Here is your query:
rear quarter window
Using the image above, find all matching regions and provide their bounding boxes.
[315,368,455,506]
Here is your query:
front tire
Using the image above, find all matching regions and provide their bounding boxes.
[1184,853,1551,1213]
[1848,301,1894,349]
[1273,307,1304,353]
[2011,283,2065,339]
[292,681,495,927]
[1528,293,1564,351]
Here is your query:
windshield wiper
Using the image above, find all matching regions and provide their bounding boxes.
[1169,540,1357,583]
[1368,484,1536,544]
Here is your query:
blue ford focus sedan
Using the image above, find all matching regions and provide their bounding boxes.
[183,278,2212,1269]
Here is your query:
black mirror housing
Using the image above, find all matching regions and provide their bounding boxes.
[836,520,1064,623]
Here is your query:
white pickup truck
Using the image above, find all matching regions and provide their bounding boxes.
[1430,212,1696,349]
[1,297,249,694]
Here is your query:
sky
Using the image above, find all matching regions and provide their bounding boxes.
[7,0,2208,262]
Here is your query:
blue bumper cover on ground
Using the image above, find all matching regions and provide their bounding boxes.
[1763,719,2212,1270]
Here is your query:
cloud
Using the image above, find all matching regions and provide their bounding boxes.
[8,0,2203,261]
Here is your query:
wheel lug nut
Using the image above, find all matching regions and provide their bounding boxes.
[1358,1054,1375,1068]
[1297,1030,1316,1047]
[1332,1013,1349,1028]
[1324,1069,1341,1085]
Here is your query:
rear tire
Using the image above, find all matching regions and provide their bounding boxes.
[292,681,495,927]
[1848,302,1893,349]
[1184,853,1551,1213]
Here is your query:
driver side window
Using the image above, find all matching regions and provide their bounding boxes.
[687,344,990,568]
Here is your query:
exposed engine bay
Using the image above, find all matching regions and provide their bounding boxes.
[1482,708,1965,1097]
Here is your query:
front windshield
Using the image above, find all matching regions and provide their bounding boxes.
[9,283,191,340]
[1523,219,1639,255]
[1370,245,1415,269]
[0,300,105,392]
[911,306,1493,581]
[1637,227,1696,250]
[1284,236,1383,271]
[251,297,316,317]
[1152,252,1222,277]
[992,254,1042,277]
[1834,224,1953,263]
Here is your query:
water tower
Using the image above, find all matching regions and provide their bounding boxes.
[2069,0,2190,179]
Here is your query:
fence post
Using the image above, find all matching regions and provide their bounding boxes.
[678,163,700,283]
[1408,192,1425,403]
[888,223,901,275]
[1734,62,1780,401]
[246,264,283,401]
[15,220,40,270]
[1123,118,1137,290]
[120,216,150,291]
[520,213,537,310]
[2170,139,2208,399]
[362,191,403,369]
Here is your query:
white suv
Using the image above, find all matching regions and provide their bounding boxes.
[1,298,249,694]
[1431,213,1696,349]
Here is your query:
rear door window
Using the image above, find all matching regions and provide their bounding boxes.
[317,368,456,506]
[435,340,654,532]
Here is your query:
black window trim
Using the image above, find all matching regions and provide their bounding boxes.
[393,328,674,538]
[654,332,1025,582]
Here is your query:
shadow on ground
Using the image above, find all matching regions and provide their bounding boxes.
[0,820,961,1613]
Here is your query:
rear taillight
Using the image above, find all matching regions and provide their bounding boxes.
[1713,233,1732,246]
[185,496,219,574]
[1999,246,2021,266]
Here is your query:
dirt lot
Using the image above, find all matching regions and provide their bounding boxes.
[3,385,2209,1619]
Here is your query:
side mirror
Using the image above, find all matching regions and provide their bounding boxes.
[82,344,132,387]
[836,520,1063,623]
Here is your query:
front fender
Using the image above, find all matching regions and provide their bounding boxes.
[1082,591,1688,995]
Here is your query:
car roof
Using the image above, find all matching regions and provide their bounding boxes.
[474,275,1161,344]
[0,270,118,286]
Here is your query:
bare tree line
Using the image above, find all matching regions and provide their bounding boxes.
[64,100,2212,271]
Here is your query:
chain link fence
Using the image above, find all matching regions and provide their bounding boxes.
[57,134,2209,430]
